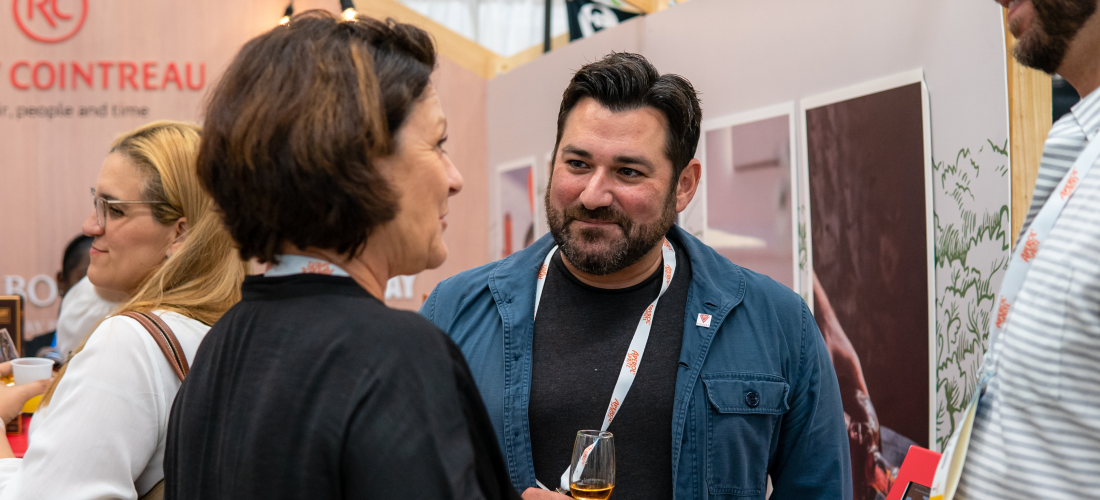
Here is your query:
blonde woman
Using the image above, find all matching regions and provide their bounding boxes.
[0,121,246,499]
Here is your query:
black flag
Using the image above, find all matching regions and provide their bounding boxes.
[566,0,643,41]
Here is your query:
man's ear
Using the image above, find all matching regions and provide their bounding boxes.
[675,159,702,213]
[166,217,188,258]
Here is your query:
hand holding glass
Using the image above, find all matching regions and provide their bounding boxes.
[569,430,615,500]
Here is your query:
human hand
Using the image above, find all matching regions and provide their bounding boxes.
[0,378,51,424]
[521,487,571,499]
[0,362,12,378]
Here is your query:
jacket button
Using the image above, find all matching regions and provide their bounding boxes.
[745,391,760,408]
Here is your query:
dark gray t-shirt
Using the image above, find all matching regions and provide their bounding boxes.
[530,238,690,498]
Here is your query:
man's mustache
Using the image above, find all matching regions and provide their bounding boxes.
[563,205,631,227]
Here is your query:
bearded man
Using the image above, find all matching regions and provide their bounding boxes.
[422,53,850,500]
[935,1,1100,498]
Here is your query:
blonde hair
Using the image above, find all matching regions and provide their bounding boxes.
[43,120,247,406]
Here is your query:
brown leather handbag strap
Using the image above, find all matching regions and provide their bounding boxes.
[120,311,189,381]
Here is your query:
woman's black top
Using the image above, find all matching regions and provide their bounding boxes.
[164,274,519,500]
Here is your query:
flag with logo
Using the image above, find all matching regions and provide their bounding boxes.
[566,0,643,41]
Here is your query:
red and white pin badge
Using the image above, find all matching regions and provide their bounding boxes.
[696,313,712,328]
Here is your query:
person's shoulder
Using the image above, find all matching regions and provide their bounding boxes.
[86,314,153,351]
[87,312,204,352]
[336,308,467,381]
[423,240,551,325]
[676,229,800,303]
[344,304,447,346]
[154,311,210,334]
[431,260,499,300]
[430,233,556,304]
[65,313,175,384]
[675,228,806,326]
[739,267,805,311]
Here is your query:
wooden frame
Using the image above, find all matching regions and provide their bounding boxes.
[1003,9,1052,246]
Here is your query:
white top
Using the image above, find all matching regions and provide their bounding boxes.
[0,311,208,500]
[55,277,120,358]
[956,89,1100,498]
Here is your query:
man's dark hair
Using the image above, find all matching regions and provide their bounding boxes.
[198,11,436,263]
[553,52,702,183]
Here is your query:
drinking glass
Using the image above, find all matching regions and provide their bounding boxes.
[569,430,615,500]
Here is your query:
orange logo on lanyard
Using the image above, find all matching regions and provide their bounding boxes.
[538,264,548,280]
[642,304,654,325]
[1021,230,1040,263]
[995,297,1011,329]
[625,350,640,374]
[302,261,335,275]
[1060,168,1080,199]
[606,398,620,421]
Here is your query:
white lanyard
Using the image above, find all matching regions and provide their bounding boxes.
[930,136,1100,500]
[531,238,677,491]
[985,135,1100,370]
[264,255,350,278]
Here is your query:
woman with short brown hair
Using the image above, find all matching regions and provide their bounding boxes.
[165,11,517,500]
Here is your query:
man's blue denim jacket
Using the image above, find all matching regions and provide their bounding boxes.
[421,226,852,499]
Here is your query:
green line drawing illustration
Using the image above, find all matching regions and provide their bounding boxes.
[933,141,1010,450]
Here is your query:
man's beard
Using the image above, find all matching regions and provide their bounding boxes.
[546,187,677,276]
[1012,0,1097,74]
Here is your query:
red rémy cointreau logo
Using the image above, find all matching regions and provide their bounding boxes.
[13,0,87,43]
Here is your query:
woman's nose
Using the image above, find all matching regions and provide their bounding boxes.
[82,211,104,236]
[446,155,464,196]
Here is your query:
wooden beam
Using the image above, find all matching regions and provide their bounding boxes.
[620,0,666,14]
[358,0,502,79]
[1003,8,1052,246]
[496,33,570,76]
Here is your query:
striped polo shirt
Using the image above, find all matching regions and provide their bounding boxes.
[956,88,1100,499]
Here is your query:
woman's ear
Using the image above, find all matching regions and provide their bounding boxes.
[167,217,188,258]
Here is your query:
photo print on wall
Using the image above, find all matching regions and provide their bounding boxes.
[494,158,538,259]
[800,70,935,500]
[695,103,800,293]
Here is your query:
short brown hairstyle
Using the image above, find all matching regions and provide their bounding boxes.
[553,52,702,185]
[198,11,436,263]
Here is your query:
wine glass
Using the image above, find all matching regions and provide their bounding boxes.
[569,430,615,499]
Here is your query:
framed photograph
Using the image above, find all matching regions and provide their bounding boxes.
[684,103,800,293]
[799,70,935,491]
[491,157,538,260]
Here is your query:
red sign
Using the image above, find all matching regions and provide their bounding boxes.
[13,0,87,43]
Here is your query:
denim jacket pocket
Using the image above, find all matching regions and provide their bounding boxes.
[701,373,789,498]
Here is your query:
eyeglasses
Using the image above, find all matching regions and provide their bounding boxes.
[90,188,167,229]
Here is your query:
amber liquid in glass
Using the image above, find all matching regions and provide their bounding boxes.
[571,479,614,500]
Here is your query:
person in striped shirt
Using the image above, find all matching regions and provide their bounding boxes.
[955,0,1100,498]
